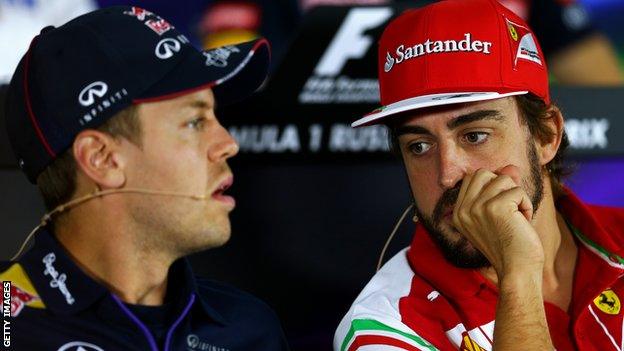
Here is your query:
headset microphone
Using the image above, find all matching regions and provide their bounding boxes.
[376,203,414,272]
[10,188,208,261]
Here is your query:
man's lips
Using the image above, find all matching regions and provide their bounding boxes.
[212,175,235,207]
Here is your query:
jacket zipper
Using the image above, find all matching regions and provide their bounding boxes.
[112,293,196,351]
[164,294,196,351]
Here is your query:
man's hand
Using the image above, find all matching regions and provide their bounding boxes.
[452,166,545,279]
[452,166,554,350]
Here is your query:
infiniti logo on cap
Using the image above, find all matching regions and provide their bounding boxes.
[155,38,181,59]
[78,81,108,106]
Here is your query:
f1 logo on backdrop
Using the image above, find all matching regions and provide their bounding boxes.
[299,7,393,104]
[315,8,392,76]
[78,81,108,107]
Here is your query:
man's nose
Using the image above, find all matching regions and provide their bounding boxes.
[437,142,467,190]
[208,123,239,162]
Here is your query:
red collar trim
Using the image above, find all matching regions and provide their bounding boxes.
[557,188,624,261]
[407,224,492,300]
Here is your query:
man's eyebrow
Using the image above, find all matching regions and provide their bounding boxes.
[394,125,433,137]
[186,100,216,110]
[447,110,503,129]
[394,110,504,137]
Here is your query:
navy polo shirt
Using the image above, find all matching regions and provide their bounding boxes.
[1,228,288,350]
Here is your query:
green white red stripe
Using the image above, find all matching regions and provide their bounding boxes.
[568,221,624,269]
[341,319,438,351]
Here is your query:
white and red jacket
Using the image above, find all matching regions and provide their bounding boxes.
[335,190,624,350]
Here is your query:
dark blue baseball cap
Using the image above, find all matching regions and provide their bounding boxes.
[5,6,270,183]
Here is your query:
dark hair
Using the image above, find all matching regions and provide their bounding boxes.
[387,94,570,197]
[36,105,141,211]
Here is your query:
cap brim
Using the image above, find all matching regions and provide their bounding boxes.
[352,91,529,127]
[135,38,270,106]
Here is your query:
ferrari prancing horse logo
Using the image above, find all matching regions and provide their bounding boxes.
[594,289,621,315]
[507,23,518,41]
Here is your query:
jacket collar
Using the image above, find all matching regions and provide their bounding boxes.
[557,189,624,267]
[19,227,227,324]
[20,227,105,315]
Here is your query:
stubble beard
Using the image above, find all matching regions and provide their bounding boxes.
[130,195,232,258]
[415,142,545,269]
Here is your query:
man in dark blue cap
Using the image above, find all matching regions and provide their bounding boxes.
[0,6,288,351]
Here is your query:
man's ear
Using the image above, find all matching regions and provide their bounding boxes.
[536,105,565,166]
[72,130,126,189]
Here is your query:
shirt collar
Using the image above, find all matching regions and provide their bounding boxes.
[168,258,228,325]
[19,227,107,315]
[19,227,227,325]
[557,188,624,266]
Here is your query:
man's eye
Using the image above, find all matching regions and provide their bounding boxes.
[408,142,432,155]
[464,132,488,144]
[186,118,205,130]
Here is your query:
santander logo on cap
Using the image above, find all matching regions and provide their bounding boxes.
[384,33,493,73]
[352,0,550,128]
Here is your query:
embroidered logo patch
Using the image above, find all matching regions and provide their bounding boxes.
[507,22,518,41]
[202,46,241,68]
[384,33,493,73]
[504,17,542,68]
[42,253,75,305]
[57,341,105,351]
[10,284,40,317]
[594,289,620,315]
[187,334,230,351]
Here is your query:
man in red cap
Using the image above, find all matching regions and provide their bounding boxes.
[335,0,624,350]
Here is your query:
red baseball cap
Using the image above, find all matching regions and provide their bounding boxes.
[352,0,549,127]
